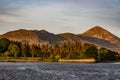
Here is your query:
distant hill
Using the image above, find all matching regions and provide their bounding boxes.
[0,29,65,44]
[80,26,120,53]
[82,26,120,45]
[0,26,120,53]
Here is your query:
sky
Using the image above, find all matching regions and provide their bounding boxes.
[0,0,120,37]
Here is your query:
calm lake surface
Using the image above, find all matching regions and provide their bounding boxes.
[0,62,120,80]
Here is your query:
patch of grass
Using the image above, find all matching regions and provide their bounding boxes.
[0,56,14,60]
[0,56,42,62]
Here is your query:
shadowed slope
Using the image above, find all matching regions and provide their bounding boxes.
[82,26,120,45]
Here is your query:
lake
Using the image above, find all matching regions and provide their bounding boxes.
[0,62,120,80]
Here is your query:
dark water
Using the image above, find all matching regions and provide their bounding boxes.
[0,62,120,80]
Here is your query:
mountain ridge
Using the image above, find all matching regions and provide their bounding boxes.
[0,26,120,53]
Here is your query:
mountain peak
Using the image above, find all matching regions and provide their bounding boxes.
[40,29,49,33]
[82,26,109,38]
[82,26,120,44]
[87,26,106,32]
[92,26,103,28]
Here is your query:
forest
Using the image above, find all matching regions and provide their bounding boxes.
[0,38,119,62]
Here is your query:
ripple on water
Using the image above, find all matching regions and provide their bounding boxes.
[0,62,120,80]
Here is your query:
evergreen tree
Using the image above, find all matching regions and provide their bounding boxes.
[85,45,98,59]
[98,48,118,61]
[0,38,10,53]
[31,45,42,57]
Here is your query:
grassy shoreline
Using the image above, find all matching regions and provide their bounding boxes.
[0,57,42,62]
[0,57,119,63]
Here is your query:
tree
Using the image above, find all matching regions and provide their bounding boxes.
[20,43,31,57]
[0,38,10,53]
[8,43,20,58]
[85,45,98,59]
[98,48,118,61]
[31,45,41,57]
[31,45,36,58]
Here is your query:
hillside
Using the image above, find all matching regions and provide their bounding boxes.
[78,26,120,53]
[0,29,65,44]
[0,26,120,53]
[82,26,120,45]
[58,33,89,44]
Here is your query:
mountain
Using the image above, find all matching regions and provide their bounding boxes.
[80,26,120,53]
[82,26,120,45]
[0,29,65,44]
[58,26,120,53]
[0,26,120,53]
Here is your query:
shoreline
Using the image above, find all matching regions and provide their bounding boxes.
[0,58,119,63]
[0,60,42,62]
[58,59,96,63]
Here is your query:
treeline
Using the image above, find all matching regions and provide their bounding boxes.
[0,38,119,62]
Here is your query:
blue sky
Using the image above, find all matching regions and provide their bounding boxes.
[0,0,120,37]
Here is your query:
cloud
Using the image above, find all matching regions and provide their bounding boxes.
[0,0,120,37]
[0,1,74,33]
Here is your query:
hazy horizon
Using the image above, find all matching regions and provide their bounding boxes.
[0,0,120,37]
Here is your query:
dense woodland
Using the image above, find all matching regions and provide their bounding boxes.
[0,38,119,62]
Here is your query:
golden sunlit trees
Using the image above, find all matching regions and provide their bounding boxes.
[21,43,28,57]
[31,45,42,58]
[0,38,119,62]
[8,42,20,58]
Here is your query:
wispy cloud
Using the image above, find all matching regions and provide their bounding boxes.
[0,0,120,37]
